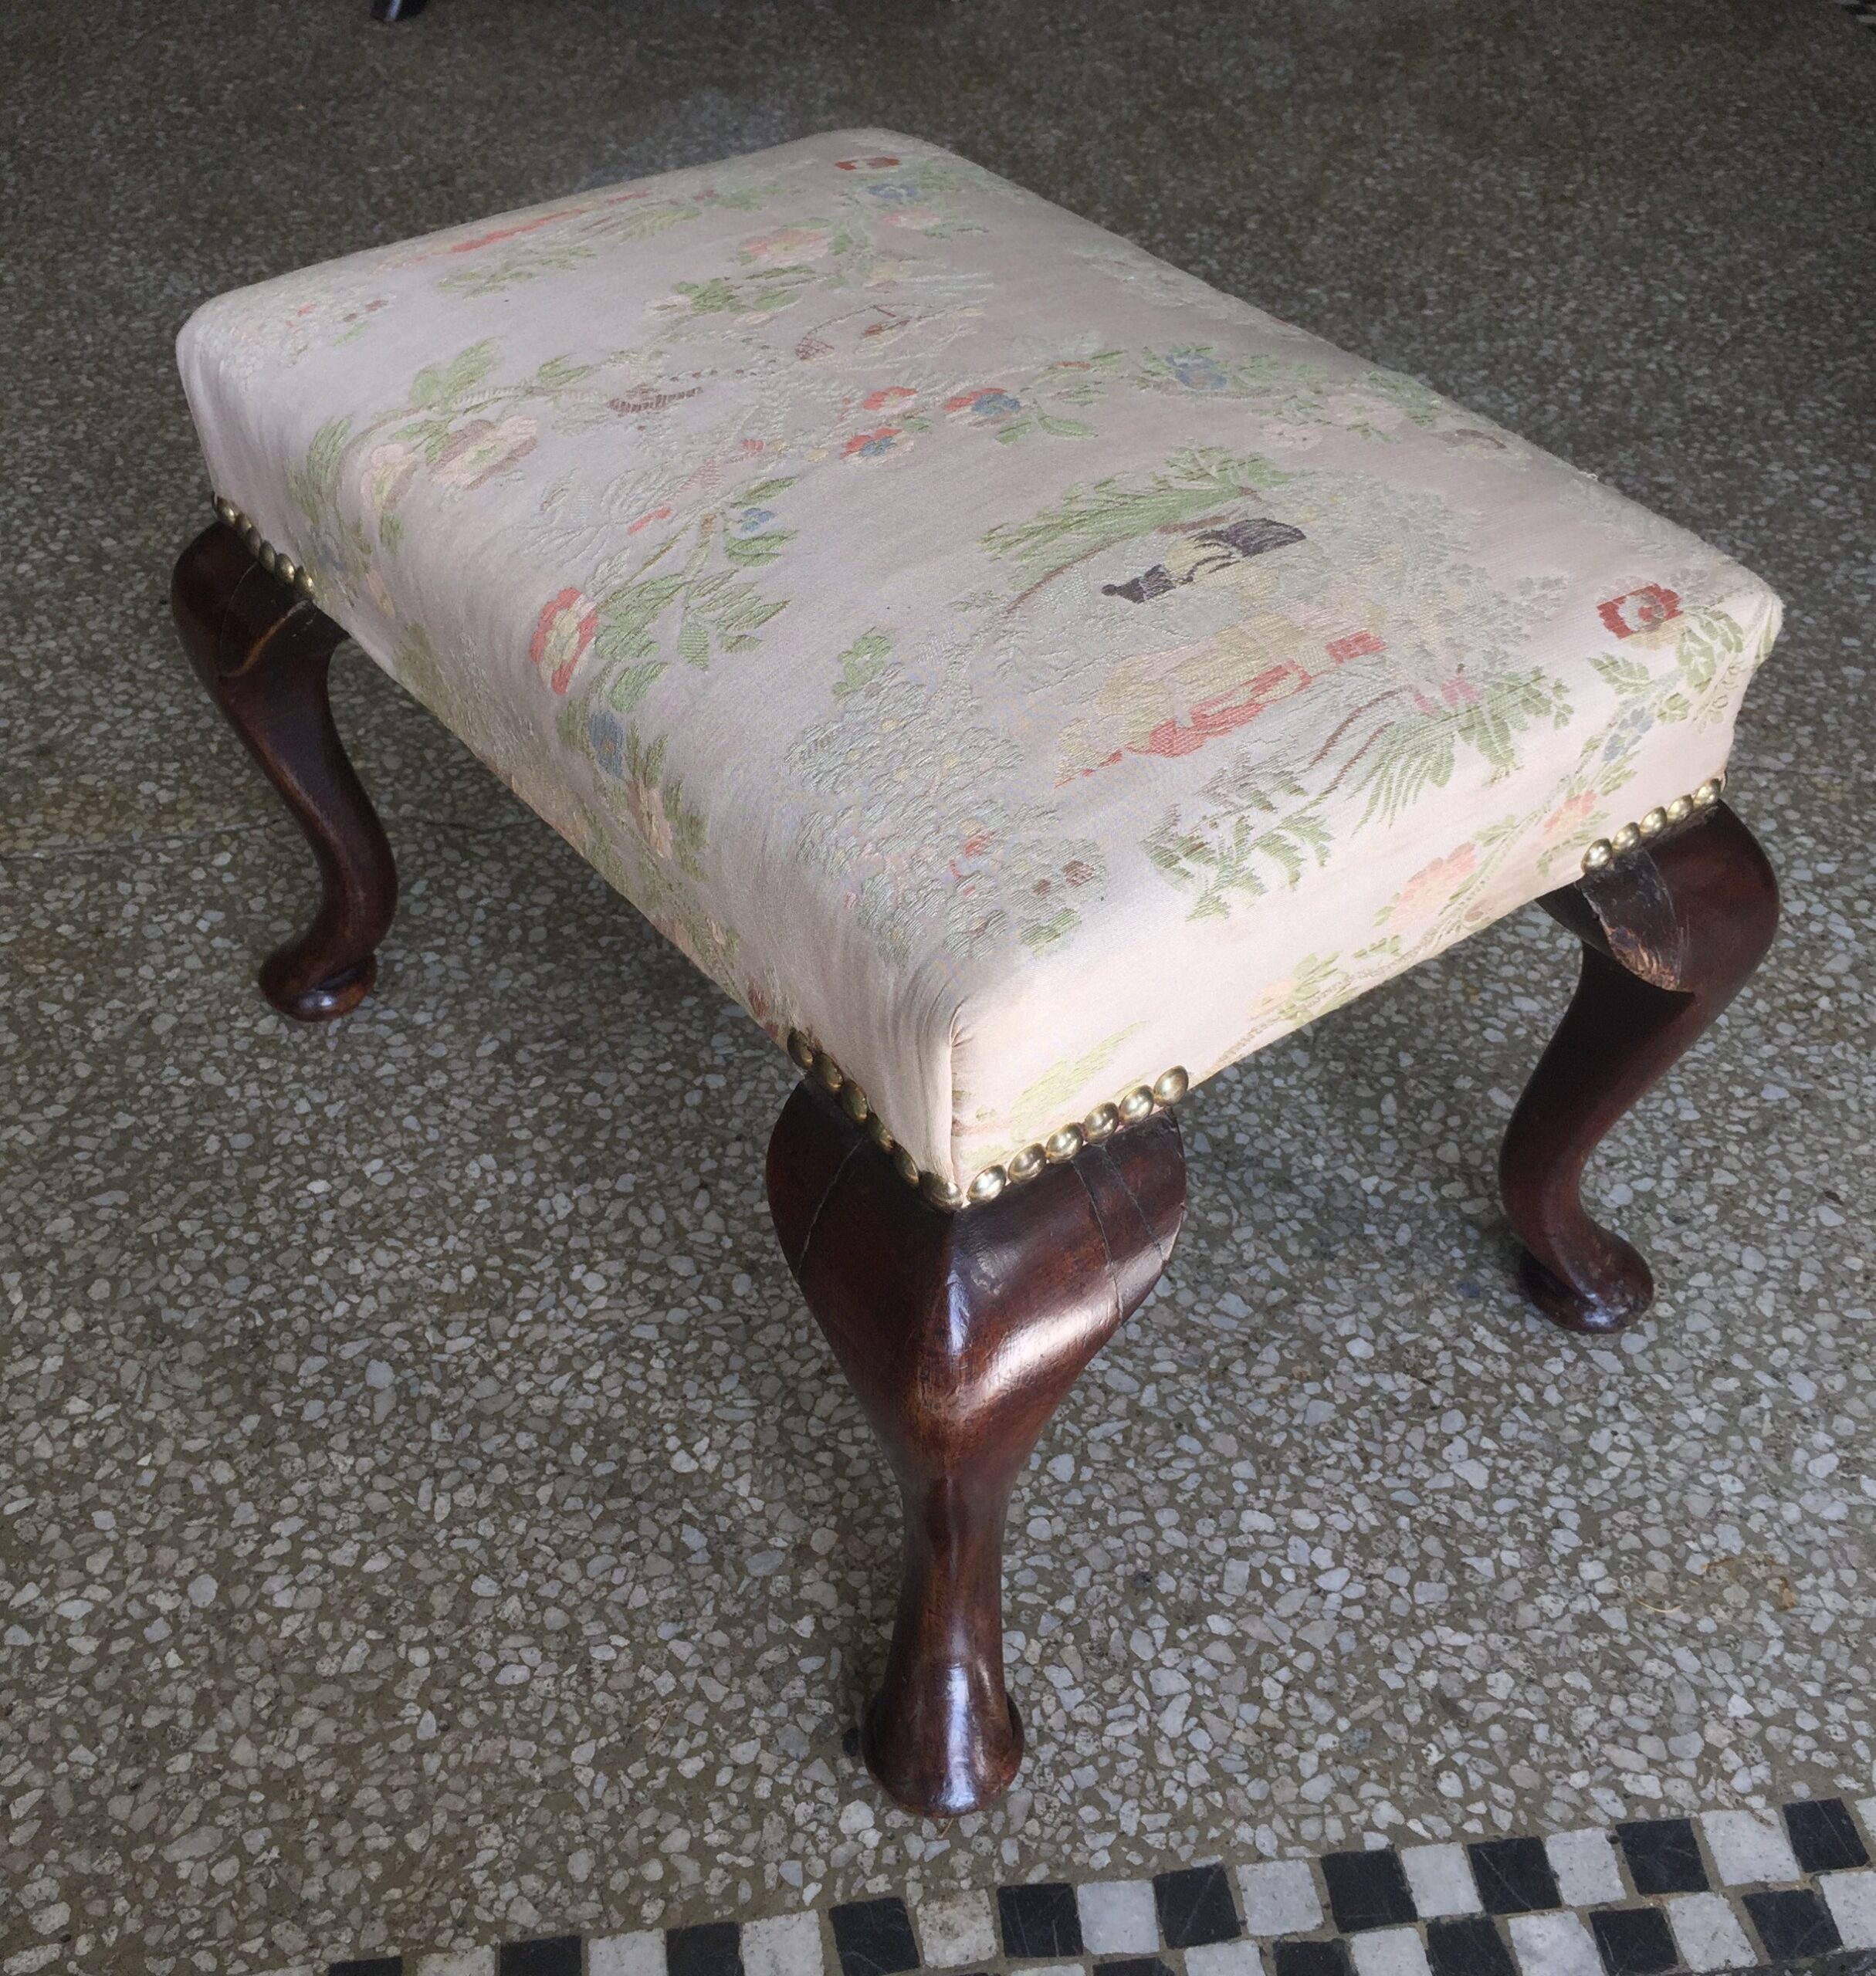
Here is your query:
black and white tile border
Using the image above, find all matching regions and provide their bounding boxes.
[242,1795,1876,1976]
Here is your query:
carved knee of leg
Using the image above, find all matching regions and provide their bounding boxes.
[1502,802,1776,1333]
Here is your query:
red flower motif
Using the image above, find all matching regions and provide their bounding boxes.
[835,154,901,171]
[1598,585,1681,639]
[444,208,580,255]
[1326,630,1385,663]
[862,386,918,411]
[530,588,598,695]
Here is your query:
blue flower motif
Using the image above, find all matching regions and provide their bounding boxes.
[964,389,1020,421]
[733,506,776,533]
[588,709,625,777]
[1600,702,1654,764]
[1167,350,1231,393]
[865,181,923,204]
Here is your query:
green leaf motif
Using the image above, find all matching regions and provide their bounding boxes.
[831,628,894,701]
[983,446,1290,590]
[437,242,597,297]
[533,355,596,390]
[722,528,794,569]
[606,661,665,713]
[676,616,710,668]
[1146,769,1330,921]
[408,340,498,410]
[1593,654,1651,695]
[597,574,689,664]
[1008,1027,1144,1141]
[1021,907,1079,951]
[1343,671,1571,828]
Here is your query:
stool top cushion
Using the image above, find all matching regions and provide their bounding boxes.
[178,128,1779,1199]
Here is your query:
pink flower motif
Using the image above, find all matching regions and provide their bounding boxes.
[843,427,908,461]
[743,225,833,264]
[1543,792,1597,837]
[1325,630,1384,664]
[1598,584,1681,638]
[1387,844,1476,933]
[626,503,673,536]
[431,415,537,490]
[360,442,420,517]
[862,386,918,411]
[529,588,598,695]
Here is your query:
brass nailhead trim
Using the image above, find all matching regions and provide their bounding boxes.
[1581,773,1723,875]
[212,492,318,601]
[784,1028,1190,1213]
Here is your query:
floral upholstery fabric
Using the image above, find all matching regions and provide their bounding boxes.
[177,128,1780,1192]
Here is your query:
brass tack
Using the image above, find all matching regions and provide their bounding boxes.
[1082,1101,1119,1143]
[274,557,299,587]
[786,1030,815,1071]
[839,1081,870,1124]
[294,569,318,598]
[258,543,278,574]
[1045,1124,1083,1165]
[242,520,262,553]
[214,496,239,527]
[1582,839,1613,871]
[1637,807,1667,837]
[967,1166,1007,1203]
[1693,777,1722,807]
[1610,822,1641,854]
[1118,1085,1154,1125]
[921,1172,963,1210]
[1664,794,1692,824]
[811,1050,843,1093]
[1153,1066,1190,1107]
[892,1145,920,1187]
[1006,1144,1045,1183]
[866,1114,895,1152]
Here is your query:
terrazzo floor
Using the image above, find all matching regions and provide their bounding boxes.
[3,2,1874,1973]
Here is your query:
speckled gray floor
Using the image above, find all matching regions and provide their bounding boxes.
[4,2,1874,1972]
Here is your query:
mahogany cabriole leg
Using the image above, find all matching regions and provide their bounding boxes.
[1501,800,1778,1335]
[171,521,397,1022]
[767,1081,1187,1816]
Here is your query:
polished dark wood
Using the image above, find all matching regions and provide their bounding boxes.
[172,522,397,1022]
[768,1081,1187,1815]
[1501,802,1777,1334]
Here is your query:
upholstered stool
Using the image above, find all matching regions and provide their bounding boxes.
[172,130,1779,1816]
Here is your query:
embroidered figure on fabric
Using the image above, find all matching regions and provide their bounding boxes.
[1066,516,1365,774]
[1100,516,1305,603]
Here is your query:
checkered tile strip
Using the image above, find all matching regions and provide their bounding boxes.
[250,1795,1876,1976]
